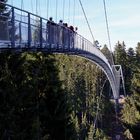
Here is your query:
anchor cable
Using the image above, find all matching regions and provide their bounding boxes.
[78,0,95,44]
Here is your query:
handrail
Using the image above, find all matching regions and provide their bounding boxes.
[0,2,111,69]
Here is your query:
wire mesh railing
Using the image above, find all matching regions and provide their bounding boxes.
[0,3,108,64]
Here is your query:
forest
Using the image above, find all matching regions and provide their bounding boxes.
[0,42,140,140]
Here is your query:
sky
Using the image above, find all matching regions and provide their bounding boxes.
[8,0,140,50]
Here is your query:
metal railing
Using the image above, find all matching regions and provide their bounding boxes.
[0,3,108,63]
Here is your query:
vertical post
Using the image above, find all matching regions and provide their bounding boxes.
[11,7,15,47]
[40,18,42,48]
[28,13,31,47]
[68,30,70,51]
[46,21,48,48]
[19,22,21,45]
[82,37,84,50]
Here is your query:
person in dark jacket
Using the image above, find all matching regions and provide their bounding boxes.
[47,17,56,45]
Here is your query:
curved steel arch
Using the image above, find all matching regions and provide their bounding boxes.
[78,52,118,99]
[0,3,119,99]
[50,49,118,100]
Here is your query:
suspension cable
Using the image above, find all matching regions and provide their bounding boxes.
[31,0,34,14]
[103,0,114,65]
[68,0,70,23]
[36,0,38,15]
[20,0,24,21]
[73,0,76,25]
[21,0,23,10]
[46,0,49,19]
[78,0,95,44]
[11,0,13,6]
[62,0,65,21]
[93,78,107,134]
[39,0,41,16]
[55,0,58,22]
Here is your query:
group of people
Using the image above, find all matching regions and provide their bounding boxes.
[46,17,78,49]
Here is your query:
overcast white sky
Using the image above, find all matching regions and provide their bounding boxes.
[9,0,140,49]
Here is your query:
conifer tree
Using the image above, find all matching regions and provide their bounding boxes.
[0,52,75,139]
[101,44,113,64]
[121,44,140,139]
[136,42,140,63]
[114,41,127,67]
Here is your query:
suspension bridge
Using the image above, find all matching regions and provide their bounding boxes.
[0,1,126,139]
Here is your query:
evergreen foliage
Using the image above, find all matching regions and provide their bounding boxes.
[3,40,140,139]
[0,52,75,140]
[101,44,113,64]
[119,42,140,140]
[0,52,113,139]
[114,41,132,94]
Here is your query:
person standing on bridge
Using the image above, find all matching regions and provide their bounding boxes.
[58,20,63,48]
[74,27,78,49]
[63,23,69,49]
[47,17,56,48]
[69,25,74,49]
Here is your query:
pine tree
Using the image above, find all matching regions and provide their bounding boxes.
[121,44,140,140]
[87,124,94,140]
[0,52,75,139]
[126,47,136,93]
[0,51,117,139]
[136,42,140,63]
[101,44,113,64]
[114,41,127,66]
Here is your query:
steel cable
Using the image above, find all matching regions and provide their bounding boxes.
[103,0,114,65]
